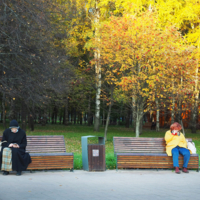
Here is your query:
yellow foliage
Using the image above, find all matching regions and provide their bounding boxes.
[94,10,197,109]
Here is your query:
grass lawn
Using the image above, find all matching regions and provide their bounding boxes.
[1,124,200,169]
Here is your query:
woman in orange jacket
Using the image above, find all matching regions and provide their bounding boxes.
[165,122,191,174]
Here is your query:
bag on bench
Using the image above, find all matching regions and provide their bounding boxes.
[186,140,197,154]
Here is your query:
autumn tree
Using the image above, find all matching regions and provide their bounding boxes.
[97,0,200,132]
[62,0,126,131]
[97,11,196,136]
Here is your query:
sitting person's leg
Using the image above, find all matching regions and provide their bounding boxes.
[12,148,22,175]
[172,146,180,173]
[11,147,31,176]
[1,147,12,175]
[179,147,190,173]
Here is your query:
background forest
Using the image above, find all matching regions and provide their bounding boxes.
[0,0,200,140]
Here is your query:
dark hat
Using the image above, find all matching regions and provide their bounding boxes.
[9,120,19,128]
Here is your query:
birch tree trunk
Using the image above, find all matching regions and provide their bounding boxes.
[132,97,136,131]
[156,98,160,131]
[191,60,199,133]
[191,84,199,133]
[177,100,185,136]
[178,73,184,133]
[171,97,175,124]
[191,101,198,133]
[94,1,101,132]
[135,118,140,137]
[171,80,175,124]
[139,116,143,135]
[135,101,143,137]
[190,21,199,133]
[104,87,114,141]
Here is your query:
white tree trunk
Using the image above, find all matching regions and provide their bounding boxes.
[171,80,175,125]
[135,119,140,137]
[104,88,113,141]
[191,60,199,133]
[190,23,199,133]
[135,101,143,137]
[94,2,101,132]
[171,97,175,124]
[156,98,159,131]
[132,97,136,131]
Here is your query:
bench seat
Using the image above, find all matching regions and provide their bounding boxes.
[117,153,199,169]
[0,135,74,171]
[114,137,199,171]
[28,152,74,170]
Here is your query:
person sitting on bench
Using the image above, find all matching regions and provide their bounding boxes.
[165,122,191,174]
[0,120,32,176]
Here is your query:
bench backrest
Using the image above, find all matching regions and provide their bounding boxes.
[0,135,66,153]
[113,137,192,155]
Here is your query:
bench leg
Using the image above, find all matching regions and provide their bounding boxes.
[197,168,199,172]
[116,157,118,171]
[70,168,74,172]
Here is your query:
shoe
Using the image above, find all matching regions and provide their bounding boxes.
[182,168,189,173]
[16,171,21,176]
[175,167,181,174]
[3,171,9,175]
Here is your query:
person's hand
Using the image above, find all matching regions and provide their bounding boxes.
[13,144,19,148]
[8,143,14,147]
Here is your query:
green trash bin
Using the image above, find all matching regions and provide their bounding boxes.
[81,136,105,171]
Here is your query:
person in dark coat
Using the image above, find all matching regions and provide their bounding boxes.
[0,120,31,176]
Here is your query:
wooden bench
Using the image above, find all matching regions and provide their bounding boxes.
[113,137,199,171]
[0,135,74,171]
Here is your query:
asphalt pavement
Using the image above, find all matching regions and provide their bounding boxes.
[0,169,200,200]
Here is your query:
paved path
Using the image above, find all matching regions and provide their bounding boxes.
[0,169,199,200]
